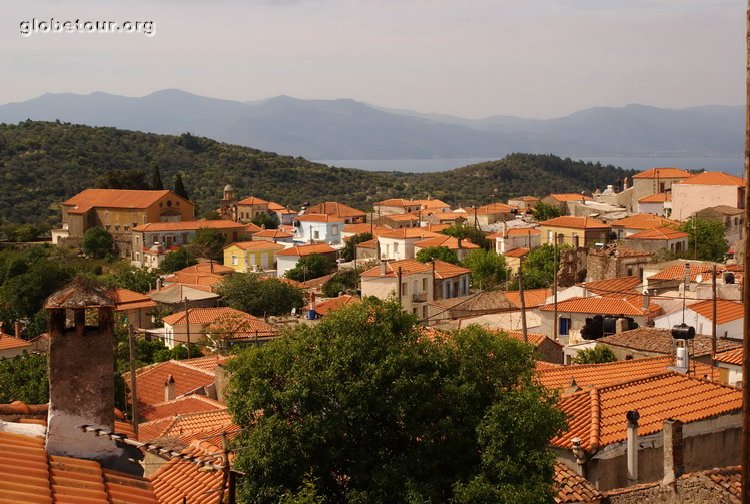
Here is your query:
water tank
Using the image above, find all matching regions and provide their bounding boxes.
[675,346,688,368]
[602,316,617,335]
[724,272,735,285]
[671,323,695,340]
[581,315,604,341]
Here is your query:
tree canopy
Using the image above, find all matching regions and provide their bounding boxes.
[415,245,459,265]
[252,212,279,230]
[339,232,372,263]
[226,300,565,503]
[173,173,189,200]
[441,223,490,250]
[81,226,114,259]
[216,274,304,317]
[160,247,197,273]
[571,346,617,365]
[0,354,49,404]
[531,201,561,222]
[321,269,359,297]
[190,228,227,262]
[515,243,566,290]
[462,249,508,289]
[678,216,728,262]
[105,267,161,294]
[285,254,335,282]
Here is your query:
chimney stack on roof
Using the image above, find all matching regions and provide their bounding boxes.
[14,321,21,339]
[662,418,684,485]
[626,410,640,484]
[164,374,176,402]
[380,260,387,276]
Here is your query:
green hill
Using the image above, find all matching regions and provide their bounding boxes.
[0,121,634,226]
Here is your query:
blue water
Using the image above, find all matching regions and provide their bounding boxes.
[316,157,744,175]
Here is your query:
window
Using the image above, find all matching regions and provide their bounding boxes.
[413,307,418,315]
[572,233,579,247]
[547,230,553,243]
[313,230,320,240]
[123,226,129,232]
[114,225,120,232]
[423,305,428,319]
[401,282,408,295]
[231,255,238,266]
[394,242,400,254]
[136,252,140,261]
[422,278,428,291]
[559,317,571,336]
[331,224,339,235]
[627,265,633,276]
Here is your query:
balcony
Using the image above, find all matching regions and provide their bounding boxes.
[412,292,428,303]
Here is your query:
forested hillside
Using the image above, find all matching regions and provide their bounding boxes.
[0,121,634,226]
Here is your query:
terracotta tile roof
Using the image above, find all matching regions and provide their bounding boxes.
[63,188,181,213]
[356,237,378,249]
[268,201,290,212]
[702,204,744,216]
[647,263,717,282]
[128,360,216,412]
[139,395,225,422]
[275,243,336,257]
[379,228,441,240]
[131,220,249,232]
[580,276,641,296]
[0,333,32,351]
[626,226,688,240]
[341,223,392,237]
[554,462,603,503]
[431,211,468,222]
[149,440,226,503]
[386,213,421,222]
[413,235,480,250]
[609,213,679,230]
[251,228,294,239]
[173,263,234,275]
[638,192,672,203]
[688,299,744,324]
[540,216,610,230]
[428,290,515,313]
[0,429,158,503]
[537,356,716,391]
[294,213,346,223]
[632,167,691,179]
[315,295,360,316]
[224,240,284,251]
[548,193,592,202]
[360,259,469,279]
[204,311,278,340]
[493,227,541,238]
[503,330,551,347]
[504,247,530,258]
[475,202,515,215]
[113,289,157,312]
[237,196,269,205]
[552,372,742,452]
[678,171,745,186]
[305,201,365,218]
[538,296,659,317]
[374,198,420,207]
[154,409,235,445]
[597,327,741,358]
[505,288,551,309]
[715,347,743,366]
[163,306,249,326]
[300,273,336,290]
[536,360,564,371]
[414,198,451,209]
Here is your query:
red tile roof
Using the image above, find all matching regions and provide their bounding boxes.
[315,295,360,316]
[251,229,294,239]
[341,223,392,237]
[580,276,641,296]
[678,171,745,186]
[413,235,480,250]
[609,213,679,230]
[305,202,365,218]
[504,247,530,258]
[149,440,226,503]
[647,263,717,282]
[204,311,278,340]
[552,372,742,452]
[113,289,157,312]
[626,226,688,240]
[688,299,744,324]
[539,296,660,317]
[378,228,441,240]
[502,330,551,348]
[548,193,592,202]
[475,202,515,215]
[131,220,249,232]
[638,192,672,203]
[224,240,284,251]
[715,347,743,366]
[294,213,346,223]
[554,462,603,503]
[63,188,186,213]
[173,263,235,275]
[360,259,470,279]
[163,306,247,326]
[0,333,32,352]
[597,327,741,358]
[275,243,336,257]
[632,167,691,179]
[139,394,225,422]
[540,216,610,230]
[128,359,217,412]
[0,430,158,503]
[537,356,717,391]
[505,288,551,309]
[237,196,269,205]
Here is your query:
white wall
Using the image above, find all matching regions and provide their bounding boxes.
[653,309,742,339]
[277,256,300,277]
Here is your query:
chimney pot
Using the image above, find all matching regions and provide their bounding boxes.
[14,321,21,339]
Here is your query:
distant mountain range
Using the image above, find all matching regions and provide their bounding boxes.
[0,89,742,160]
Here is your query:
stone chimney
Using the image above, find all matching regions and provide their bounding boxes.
[662,418,684,485]
[380,260,387,276]
[14,321,21,339]
[45,277,124,467]
[164,375,176,402]
[626,410,640,484]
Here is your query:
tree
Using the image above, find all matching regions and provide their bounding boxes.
[416,245,459,265]
[678,217,728,262]
[0,354,48,404]
[252,212,279,230]
[339,232,372,262]
[96,169,149,190]
[442,223,490,250]
[531,201,561,222]
[321,269,359,297]
[151,164,164,190]
[226,301,564,503]
[516,243,567,290]
[106,267,161,294]
[174,173,190,200]
[285,254,335,282]
[571,346,617,365]
[462,249,508,289]
[216,274,304,317]
[190,228,227,262]
[81,226,114,259]
[160,247,197,273]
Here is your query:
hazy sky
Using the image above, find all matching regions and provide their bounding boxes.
[0,0,745,118]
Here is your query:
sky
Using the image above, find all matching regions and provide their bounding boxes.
[0,0,746,118]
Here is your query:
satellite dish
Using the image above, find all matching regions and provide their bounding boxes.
[642,288,649,296]
[695,274,703,283]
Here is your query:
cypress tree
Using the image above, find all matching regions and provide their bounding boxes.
[174,173,189,200]
[151,165,164,190]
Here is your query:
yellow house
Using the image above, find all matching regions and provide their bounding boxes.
[538,216,611,248]
[223,240,285,273]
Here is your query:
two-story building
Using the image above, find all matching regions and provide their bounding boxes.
[223,241,285,273]
[538,216,611,247]
[293,214,346,244]
[671,171,746,221]
[304,202,365,224]
[54,189,195,257]
[276,243,338,278]
[377,228,441,261]
[488,227,540,254]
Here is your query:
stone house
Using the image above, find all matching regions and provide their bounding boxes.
[539,216,611,248]
[671,172,746,221]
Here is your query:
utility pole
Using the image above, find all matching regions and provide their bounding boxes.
[741,3,750,502]
[518,257,528,344]
[184,297,191,359]
[553,233,559,341]
[712,264,718,369]
[397,267,403,307]
[127,325,138,436]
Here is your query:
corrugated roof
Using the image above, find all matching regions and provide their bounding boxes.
[540,216,610,229]
[275,243,336,257]
[678,171,745,186]
[632,167,691,179]
[552,372,742,452]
